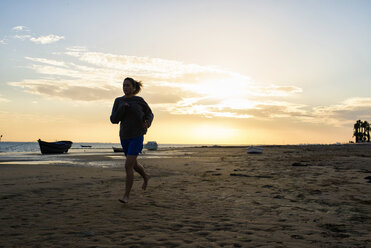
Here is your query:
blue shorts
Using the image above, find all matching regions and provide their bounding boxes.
[120,136,144,156]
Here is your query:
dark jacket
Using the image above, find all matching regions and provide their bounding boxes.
[110,96,154,139]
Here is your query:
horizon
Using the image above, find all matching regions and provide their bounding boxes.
[1,0,371,144]
[0,139,360,146]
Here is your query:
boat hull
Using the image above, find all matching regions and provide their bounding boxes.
[112,147,124,152]
[38,139,73,154]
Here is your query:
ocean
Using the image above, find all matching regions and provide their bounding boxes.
[0,142,194,153]
[0,142,121,153]
[0,142,198,168]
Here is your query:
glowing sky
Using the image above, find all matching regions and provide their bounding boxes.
[0,0,370,144]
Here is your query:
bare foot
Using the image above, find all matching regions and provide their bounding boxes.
[118,196,129,204]
[142,174,151,190]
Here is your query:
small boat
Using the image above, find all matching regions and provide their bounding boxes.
[38,139,73,154]
[247,146,263,154]
[144,141,158,150]
[112,147,123,152]
[81,145,92,148]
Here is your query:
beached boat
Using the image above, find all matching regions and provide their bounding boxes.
[247,146,263,154]
[144,141,158,150]
[112,147,123,152]
[38,139,73,154]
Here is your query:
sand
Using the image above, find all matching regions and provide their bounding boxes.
[0,145,370,247]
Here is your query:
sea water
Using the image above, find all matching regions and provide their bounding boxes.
[0,142,121,153]
[0,142,195,153]
[0,142,196,168]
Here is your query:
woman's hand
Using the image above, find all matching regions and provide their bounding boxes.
[143,120,149,129]
[120,102,129,110]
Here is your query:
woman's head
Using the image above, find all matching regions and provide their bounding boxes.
[123,77,142,96]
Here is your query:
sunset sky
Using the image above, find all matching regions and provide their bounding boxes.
[1,0,370,144]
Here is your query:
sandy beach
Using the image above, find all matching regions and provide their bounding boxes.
[0,145,370,247]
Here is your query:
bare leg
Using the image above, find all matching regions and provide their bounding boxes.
[121,155,137,203]
[134,161,150,190]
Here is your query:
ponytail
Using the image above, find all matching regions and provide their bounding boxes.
[124,77,142,95]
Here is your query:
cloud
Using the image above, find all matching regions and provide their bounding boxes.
[143,85,190,104]
[12,26,27,31]
[25,57,68,67]
[243,101,308,119]
[12,26,64,44]
[65,48,227,81]
[9,47,369,126]
[162,96,308,120]
[7,49,306,120]
[165,101,254,119]
[30,34,65,44]
[0,39,6,45]
[302,97,371,126]
[250,85,303,97]
[8,79,118,102]
[27,64,79,78]
[23,62,120,86]
[14,35,31,40]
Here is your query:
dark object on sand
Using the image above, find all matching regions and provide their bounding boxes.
[144,141,158,150]
[292,162,308,167]
[112,147,124,152]
[38,139,73,154]
[247,146,263,154]
[230,173,250,177]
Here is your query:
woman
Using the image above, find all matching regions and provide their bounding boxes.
[110,77,154,203]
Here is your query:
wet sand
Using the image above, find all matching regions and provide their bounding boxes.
[0,145,370,247]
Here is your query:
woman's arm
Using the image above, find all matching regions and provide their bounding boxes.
[142,100,154,128]
[110,98,126,124]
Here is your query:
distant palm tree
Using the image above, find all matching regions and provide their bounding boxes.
[363,121,370,142]
[353,120,363,143]
[353,120,371,143]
